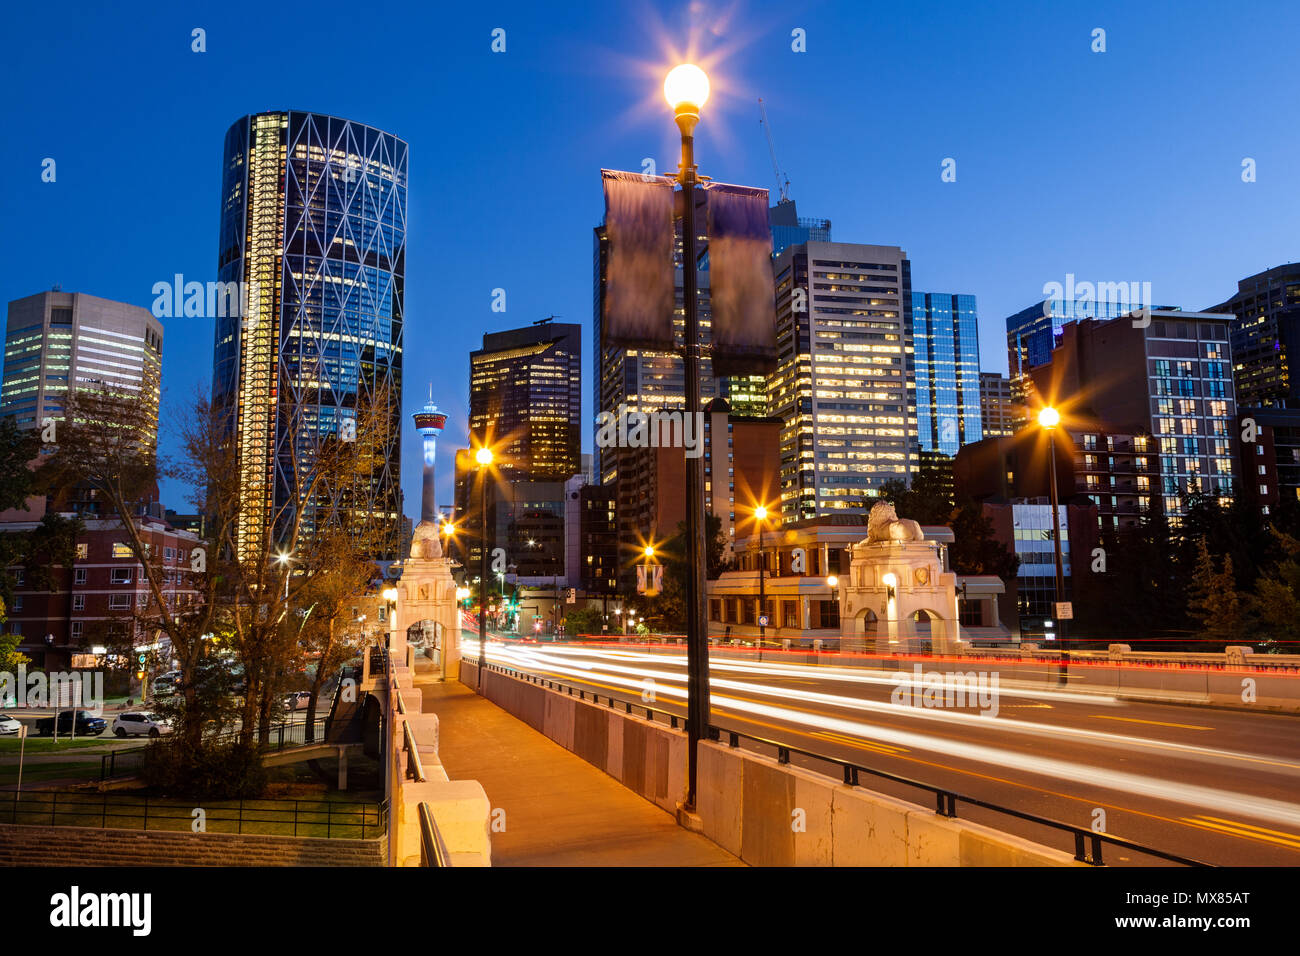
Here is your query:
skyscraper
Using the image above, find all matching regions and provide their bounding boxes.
[2,290,162,444]
[978,372,1021,437]
[210,111,407,561]
[468,318,581,481]
[910,292,982,455]
[768,241,917,520]
[1207,263,1300,409]
[1030,310,1238,524]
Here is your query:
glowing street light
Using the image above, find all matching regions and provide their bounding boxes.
[1037,406,1068,682]
[663,63,710,115]
[475,444,496,672]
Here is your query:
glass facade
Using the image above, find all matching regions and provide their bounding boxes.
[212,111,407,560]
[911,292,982,455]
[1006,296,1162,381]
[1011,503,1071,630]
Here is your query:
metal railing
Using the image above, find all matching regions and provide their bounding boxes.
[481,660,1210,867]
[418,801,451,866]
[1,789,384,839]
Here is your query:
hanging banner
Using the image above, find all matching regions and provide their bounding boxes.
[705,182,777,376]
[601,169,676,349]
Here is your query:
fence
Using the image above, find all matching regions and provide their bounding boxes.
[100,716,332,781]
[0,789,384,839]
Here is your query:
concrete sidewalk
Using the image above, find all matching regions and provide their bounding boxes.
[417,679,743,866]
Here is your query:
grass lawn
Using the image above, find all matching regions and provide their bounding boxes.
[0,737,124,754]
[0,760,105,785]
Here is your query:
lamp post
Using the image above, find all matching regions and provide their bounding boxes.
[1038,406,1069,684]
[476,446,494,672]
[665,62,712,810]
[754,505,770,646]
[277,551,291,601]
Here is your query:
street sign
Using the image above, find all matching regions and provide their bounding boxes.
[758,615,770,627]
[566,588,576,604]
[1054,602,1074,620]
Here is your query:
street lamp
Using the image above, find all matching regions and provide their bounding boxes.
[277,551,292,600]
[753,505,771,647]
[665,62,711,811]
[475,445,495,673]
[1038,406,1069,684]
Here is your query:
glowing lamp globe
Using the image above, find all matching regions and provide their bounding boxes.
[664,64,710,112]
[754,505,767,521]
[475,447,494,466]
[1038,407,1061,429]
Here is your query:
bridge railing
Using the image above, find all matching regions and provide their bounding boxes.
[418,801,451,866]
[481,660,1211,868]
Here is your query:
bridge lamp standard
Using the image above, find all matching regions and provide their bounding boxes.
[475,445,496,672]
[753,505,774,646]
[1037,406,1069,684]
[664,62,712,810]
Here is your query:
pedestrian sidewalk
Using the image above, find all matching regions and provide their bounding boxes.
[416,679,743,867]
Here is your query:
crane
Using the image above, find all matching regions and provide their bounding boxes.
[758,98,790,204]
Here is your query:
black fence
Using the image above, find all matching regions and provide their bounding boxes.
[1,789,384,839]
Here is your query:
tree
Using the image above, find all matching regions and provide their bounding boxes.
[948,499,1019,580]
[878,476,954,527]
[1187,538,1249,648]
[563,605,605,637]
[1250,530,1300,653]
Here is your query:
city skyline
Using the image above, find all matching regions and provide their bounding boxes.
[4,0,1299,525]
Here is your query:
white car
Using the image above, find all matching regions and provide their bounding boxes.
[111,712,172,738]
[0,714,21,736]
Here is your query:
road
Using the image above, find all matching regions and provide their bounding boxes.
[466,635,1300,866]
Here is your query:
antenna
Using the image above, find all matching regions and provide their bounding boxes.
[758,98,790,203]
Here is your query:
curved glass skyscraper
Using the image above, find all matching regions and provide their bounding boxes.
[212,111,407,560]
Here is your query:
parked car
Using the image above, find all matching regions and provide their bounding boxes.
[35,710,107,737]
[0,714,22,736]
[283,691,313,711]
[111,712,172,738]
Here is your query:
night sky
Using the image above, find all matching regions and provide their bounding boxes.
[3,0,1296,520]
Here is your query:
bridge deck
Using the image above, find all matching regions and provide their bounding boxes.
[417,678,743,867]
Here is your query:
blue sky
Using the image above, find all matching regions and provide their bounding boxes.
[2,0,1297,520]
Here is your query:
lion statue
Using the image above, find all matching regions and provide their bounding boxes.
[865,501,925,544]
[409,520,443,560]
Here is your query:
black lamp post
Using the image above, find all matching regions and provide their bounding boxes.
[476,446,494,673]
[665,63,712,810]
[755,505,770,646]
[1039,407,1069,685]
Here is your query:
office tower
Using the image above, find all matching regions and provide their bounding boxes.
[768,241,917,521]
[412,386,447,524]
[211,111,407,561]
[1030,310,1238,524]
[721,200,832,418]
[2,291,162,442]
[910,292,982,455]
[768,198,831,257]
[979,372,1021,437]
[1207,263,1300,409]
[469,318,581,481]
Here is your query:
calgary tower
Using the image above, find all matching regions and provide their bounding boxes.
[411,385,447,524]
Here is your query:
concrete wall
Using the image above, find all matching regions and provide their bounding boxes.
[0,824,384,867]
[464,661,686,814]
[462,661,1079,866]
